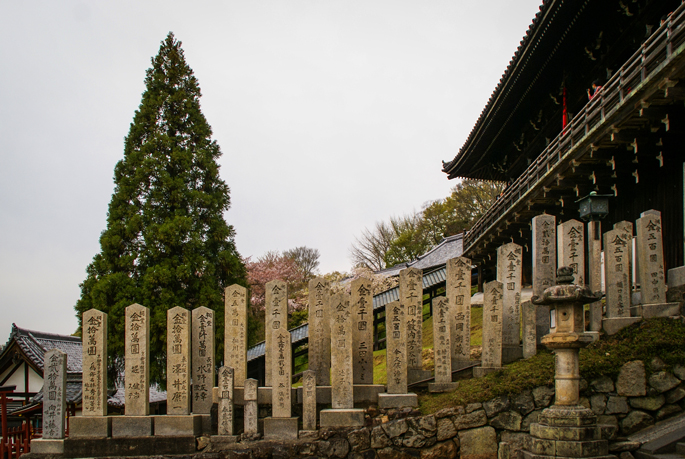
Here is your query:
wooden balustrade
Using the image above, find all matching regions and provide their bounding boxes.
[463,3,685,255]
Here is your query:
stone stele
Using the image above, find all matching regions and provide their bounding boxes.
[125,303,150,416]
[265,328,298,440]
[167,306,191,415]
[82,309,107,416]
[521,300,537,359]
[428,296,458,393]
[557,219,585,286]
[42,349,67,439]
[352,277,374,384]
[636,210,667,304]
[604,227,632,318]
[400,267,424,373]
[432,296,452,384]
[218,366,235,435]
[302,370,317,431]
[308,277,331,386]
[272,328,292,417]
[587,220,603,334]
[474,281,503,377]
[224,284,247,386]
[243,378,258,435]
[330,292,354,409]
[192,306,214,414]
[532,214,555,346]
[447,257,471,369]
[265,280,288,387]
[385,299,407,394]
[496,242,522,362]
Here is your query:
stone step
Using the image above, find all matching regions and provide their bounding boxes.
[634,425,685,459]
[677,442,685,455]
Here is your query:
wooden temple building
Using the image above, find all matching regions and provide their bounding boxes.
[442,0,685,278]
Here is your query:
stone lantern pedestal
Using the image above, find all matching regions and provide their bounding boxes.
[523,268,616,459]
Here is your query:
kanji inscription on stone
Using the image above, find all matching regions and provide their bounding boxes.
[636,210,666,304]
[352,277,373,384]
[385,300,407,394]
[330,292,353,408]
[496,242,522,349]
[481,281,503,369]
[400,267,423,372]
[224,284,247,385]
[604,227,632,318]
[42,349,67,439]
[218,366,234,435]
[82,309,107,416]
[265,280,287,387]
[192,306,214,414]
[308,277,331,386]
[446,257,471,364]
[167,306,190,415]
[302,370,317,431]
[557,219,585,285]
[272,328,292,417]
[432,296,452,384]
[125,303,150,416]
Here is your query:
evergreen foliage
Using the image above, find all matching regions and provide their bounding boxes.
[75,33,247,385]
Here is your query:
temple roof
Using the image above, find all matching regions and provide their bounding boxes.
[442,0,679,182]
[0,324,82,375]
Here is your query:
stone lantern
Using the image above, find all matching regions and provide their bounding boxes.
[523,267,615,459]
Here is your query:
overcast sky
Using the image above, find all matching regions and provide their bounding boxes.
[0,1,542,340]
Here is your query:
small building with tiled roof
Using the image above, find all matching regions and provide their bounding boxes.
[0,324,82,413]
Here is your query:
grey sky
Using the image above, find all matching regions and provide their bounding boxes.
[0,1,542,340]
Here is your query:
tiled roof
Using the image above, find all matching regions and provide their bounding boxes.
[1,324,82,374]
[247,322,309,362]
[441,1,551,177]
[377,234,463,277]
[245,263,449,360]
[410,234,463,271]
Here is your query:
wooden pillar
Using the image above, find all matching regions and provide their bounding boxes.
[477,264,484,293]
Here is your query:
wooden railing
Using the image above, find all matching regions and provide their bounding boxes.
[1,423,31,459]
[463,3,685,254]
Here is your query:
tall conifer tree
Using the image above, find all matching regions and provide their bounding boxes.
[76,33,246,384]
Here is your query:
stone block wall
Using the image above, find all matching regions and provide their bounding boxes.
[195,360,685,459]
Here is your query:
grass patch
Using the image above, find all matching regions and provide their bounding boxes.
[418,318,685,414]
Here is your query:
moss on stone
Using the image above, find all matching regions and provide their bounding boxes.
[418,318,685,415]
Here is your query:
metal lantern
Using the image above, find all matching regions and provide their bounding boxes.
[577,191,612,221]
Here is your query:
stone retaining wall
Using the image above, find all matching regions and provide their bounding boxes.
[189,359,685,459]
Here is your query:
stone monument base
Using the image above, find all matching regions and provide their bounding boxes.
[153,414,201,436]
[295,384,386,406]
[111,415,153,437]
[197,413,212,435]
[407,369,432,384]
[523,405,615,459]
[31,438,64,454]
[211,435,239,447]
[378,393,418,408]
[451,359,476,371]
[428,382,459,393]
[319,408,365,427]
[473,366,501,378]
[601,317,641,335]
[502,345,523,364]
[263,417,299,440]
[63,436,196,457]
[631,302,681,319]
[70,415,111,438]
